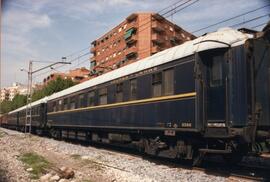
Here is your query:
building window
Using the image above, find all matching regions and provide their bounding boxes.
[116,83,123,102]
[152,72,162,97]
[99,88,107,105]
[118,27,122,32]
[163,69,174,95]
[78,94,84,108]
[63,98,69,110]
[130,79,137,100]
[70,96,76,109]
[169,26,174,32]
[87,91,95,106]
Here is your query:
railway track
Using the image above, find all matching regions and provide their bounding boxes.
[1,127,270,181]
[74,138,270,181]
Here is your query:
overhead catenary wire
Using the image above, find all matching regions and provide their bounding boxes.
[230,13,270,28]
[251,22,268,29]
[191,4,270,33]
[34,51,91,79]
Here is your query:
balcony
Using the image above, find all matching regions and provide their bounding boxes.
[126,13,137,22]
[124,28,137,39]
[152,13,165,21]
[152,33,165,45]
[90,46,96,53]
[174,25,182,32]
[170,34,183,45]
[91,40,97,46]
[126,21,138,31]
[152,21,165,33]
[125,34,137,45]
[125,46,137,59]
[90,56,96,61]
[151,45,163,54]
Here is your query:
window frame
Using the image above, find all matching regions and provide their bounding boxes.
[129,79,137,100]
[78,94,85,108]
[99,87,107,105]
[87,91,95,106]
[152,72,162,97]
[163,68,174,96]
[116,83,123,102]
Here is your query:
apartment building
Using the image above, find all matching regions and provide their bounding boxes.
[90,12,195,75]
[0,83,28,102]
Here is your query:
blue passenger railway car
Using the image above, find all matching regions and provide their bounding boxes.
[1,27,270,165]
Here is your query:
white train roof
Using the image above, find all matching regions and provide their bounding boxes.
[9,28,253,114]
[9,97,48,114]
[48,28,252,101]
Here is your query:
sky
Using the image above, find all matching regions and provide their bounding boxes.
[1,0,270,88]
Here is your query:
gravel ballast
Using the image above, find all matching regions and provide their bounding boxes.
[0,128,253,182]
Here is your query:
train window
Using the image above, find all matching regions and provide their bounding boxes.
[58,100,63,111]
[99,87,107,105]
[53,102,57,112]
[87,91,95,106]
[210,56,223,87]
[78,94,85,108]
[152,72,162,97]
[163,69,174,95]
[63,98,69,110]
[116,83,123,102]
[70,97,76,109]
[130,79,137,100]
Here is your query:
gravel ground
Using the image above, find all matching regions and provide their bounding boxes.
[0,127,260,182]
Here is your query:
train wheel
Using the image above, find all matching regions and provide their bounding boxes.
[50,128,61,139]
[223,143,248,165]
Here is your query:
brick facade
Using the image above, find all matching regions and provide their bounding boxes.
[90,12,195,76]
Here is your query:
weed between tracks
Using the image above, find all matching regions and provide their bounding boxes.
[71,154,81,160]
[19,152,51,179]
[0,131,6,138]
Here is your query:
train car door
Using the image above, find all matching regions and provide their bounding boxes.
[198,49,228,133]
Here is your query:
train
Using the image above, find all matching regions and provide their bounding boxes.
[1,27,270,165]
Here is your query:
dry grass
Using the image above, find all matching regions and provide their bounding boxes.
[19,152,51,179]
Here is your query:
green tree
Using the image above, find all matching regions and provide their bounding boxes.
[12,94,27,109]
[0,94,27,114]
[0,100,13,114]
[32,76,77,102]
